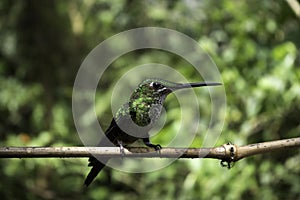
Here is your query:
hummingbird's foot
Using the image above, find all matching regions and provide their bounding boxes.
[143,138,162,151]
[117,141,125,158]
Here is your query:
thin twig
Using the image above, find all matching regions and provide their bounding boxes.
[0,146,223,159]
[0,137,299,166]
[234,137,300,161]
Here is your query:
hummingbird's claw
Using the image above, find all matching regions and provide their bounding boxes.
[153,144,162,156]
[118,140,125,158]
[153,144,162,151]
[143,138,162,151]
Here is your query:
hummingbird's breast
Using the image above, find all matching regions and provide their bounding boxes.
[130,95,164,127]
[113,101,162,142]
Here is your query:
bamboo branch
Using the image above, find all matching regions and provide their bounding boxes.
[0,137,299,167]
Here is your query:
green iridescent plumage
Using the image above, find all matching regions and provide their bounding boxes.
[84,78,221,186]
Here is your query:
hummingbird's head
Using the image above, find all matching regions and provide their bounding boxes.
[127,78,221,127]
[130,78,222,104]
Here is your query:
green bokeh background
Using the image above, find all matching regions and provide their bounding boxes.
[0,1,299,199]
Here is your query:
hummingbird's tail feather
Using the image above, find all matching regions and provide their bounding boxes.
[84,156,108,187]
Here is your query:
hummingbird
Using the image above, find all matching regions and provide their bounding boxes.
[84,78,221,186]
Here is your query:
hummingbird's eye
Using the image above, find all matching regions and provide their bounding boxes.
[151,82,162,89]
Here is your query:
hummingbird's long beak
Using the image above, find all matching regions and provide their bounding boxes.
[170,82,222,91]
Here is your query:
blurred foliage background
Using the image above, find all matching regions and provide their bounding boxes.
[0,0,300,199]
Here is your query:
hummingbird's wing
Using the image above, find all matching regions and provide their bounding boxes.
[84,155,108,187]
[84,103,158,186]
[84,118,119,187]
[84,104,139,187]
